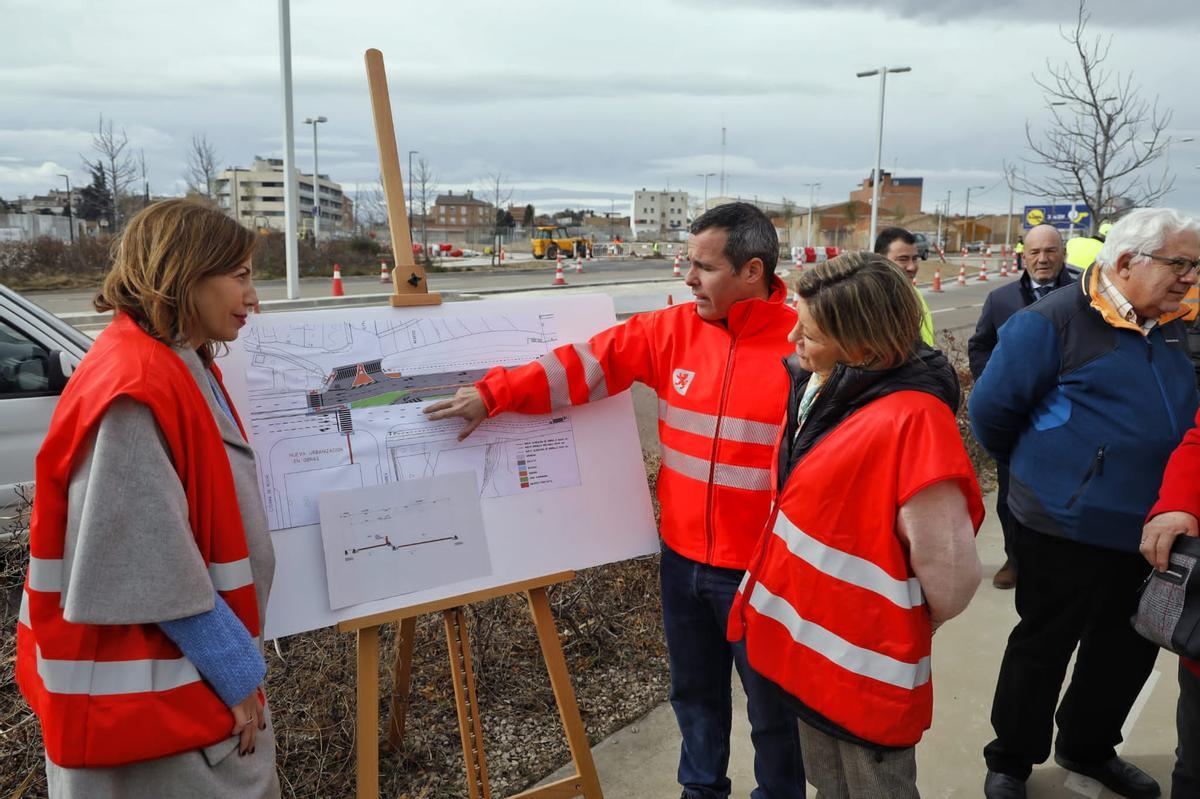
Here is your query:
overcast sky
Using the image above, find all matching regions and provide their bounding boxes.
[4,0,1198,220]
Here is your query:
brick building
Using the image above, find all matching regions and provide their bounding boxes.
[849,171,924,217]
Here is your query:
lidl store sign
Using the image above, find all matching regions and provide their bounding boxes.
[1023,204,1093,230]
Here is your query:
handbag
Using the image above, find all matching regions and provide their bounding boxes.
[1133,535,1200,659]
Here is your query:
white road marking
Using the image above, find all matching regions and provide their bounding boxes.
[1063,668,1161,797]
[930,304,984,315]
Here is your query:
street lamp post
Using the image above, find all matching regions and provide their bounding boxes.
[964,184,986,248]
[939,190,950,251]
[803,182,821,247]
[407,149,419,240]
[856,65,911,247]
[1004,167,1016,255]
[58,173,73,245]
[230,167,240,222]
[303,116,327,242]
[696,172,715,210]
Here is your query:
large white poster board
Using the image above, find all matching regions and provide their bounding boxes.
[219,294,658,639]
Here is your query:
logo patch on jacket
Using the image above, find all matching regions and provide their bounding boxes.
[673,369,696,396]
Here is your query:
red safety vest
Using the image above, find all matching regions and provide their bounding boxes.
[16,314,261,767]
[477,278,796,569]
[729,390,983,747]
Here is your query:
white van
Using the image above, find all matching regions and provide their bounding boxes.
[0,286,90,535]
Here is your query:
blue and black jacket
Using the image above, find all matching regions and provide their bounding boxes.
[969,266,1199,553]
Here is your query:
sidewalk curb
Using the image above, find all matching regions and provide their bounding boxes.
[56,276,684,327]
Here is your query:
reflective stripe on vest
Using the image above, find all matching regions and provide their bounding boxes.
[745,580,932,690]
[661,443,772,491]
[657,399,779,446]
[29,555,254,595]
[20,591,261,696]
[535,344,610,408]
[772,513,924,609]
[537,352,572,408]
[28,555,61,592]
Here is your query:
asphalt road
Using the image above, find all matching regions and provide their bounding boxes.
[18,254,1000,340]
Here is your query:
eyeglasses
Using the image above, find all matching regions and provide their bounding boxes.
[1136,251,1200,277]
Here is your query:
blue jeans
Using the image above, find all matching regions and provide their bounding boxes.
[660,544,805,799]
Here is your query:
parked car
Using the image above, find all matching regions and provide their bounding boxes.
[912,232,931,260]
[965,240,988,253]
[0,285,90,535]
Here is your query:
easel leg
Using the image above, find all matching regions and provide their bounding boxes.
[523,587,604,799]
[444,607,492,799]
[356,626,381,799]
[386,616,417,751]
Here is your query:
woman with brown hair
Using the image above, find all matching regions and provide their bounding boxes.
[728,251,985,797]
[15,199,279,797]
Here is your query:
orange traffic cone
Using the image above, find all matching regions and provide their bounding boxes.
[932,268,943,292]
[499,246,505,264]
[1000,259,1009,277]
[978,263,989,281]
[667,294,674,306]
[961,246,968,258]
[673,254,682,277]
[575,255,584,273]
[1011,257,1019,275]
[958,264,967,286]
[553,253,567,286]
[586,246,593,262]
[331,263,345,296]
[379,261,390,283]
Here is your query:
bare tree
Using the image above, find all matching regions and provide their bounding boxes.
[479,171,514,265]
[411,157,438,264]
[138,148,150,207]
[354,177,388,232]
[185,133,220,198]
[1011,0,1173,233]
[780,198,796,248]
[83,114,136,230]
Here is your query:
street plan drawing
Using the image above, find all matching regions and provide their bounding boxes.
[239,312,582,530]
[318,472,490,609]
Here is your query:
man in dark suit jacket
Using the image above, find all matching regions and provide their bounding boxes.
[967,224,1078,588]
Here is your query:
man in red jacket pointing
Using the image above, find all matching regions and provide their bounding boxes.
[425,203,804,798]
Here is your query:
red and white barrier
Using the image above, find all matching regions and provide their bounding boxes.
[792,246,841,264]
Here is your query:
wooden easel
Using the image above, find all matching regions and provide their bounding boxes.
[364,47,441,308]
[346,49,602,799]
[339,571,603,799]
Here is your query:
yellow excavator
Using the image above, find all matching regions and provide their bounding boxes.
[530,226,590,260]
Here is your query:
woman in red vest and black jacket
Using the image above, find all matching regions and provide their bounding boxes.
[16,200,279,797]
[729,251,985,797]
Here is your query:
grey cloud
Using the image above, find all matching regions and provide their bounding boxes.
[690,0,1200,26]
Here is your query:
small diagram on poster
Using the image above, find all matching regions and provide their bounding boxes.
[318,471,491,610]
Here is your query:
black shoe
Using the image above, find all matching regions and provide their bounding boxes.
[984,770,1027,799]
[1053,754,1161,798]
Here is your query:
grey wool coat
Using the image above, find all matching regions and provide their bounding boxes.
[45,346,280,799]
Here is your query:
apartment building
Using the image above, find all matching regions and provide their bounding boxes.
[215,157,348,237]
[630,189,690,241]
